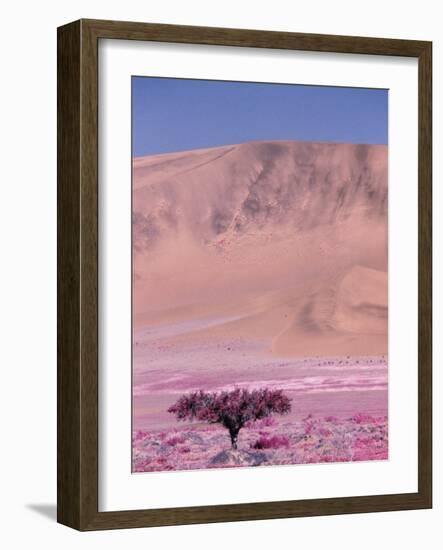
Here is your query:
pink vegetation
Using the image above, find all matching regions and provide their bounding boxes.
[132,413,388,473]
[253,435,290,450]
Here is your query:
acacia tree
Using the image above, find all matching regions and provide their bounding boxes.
[168,388,291,450]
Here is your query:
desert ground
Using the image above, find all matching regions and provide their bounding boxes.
[132,140,388,471]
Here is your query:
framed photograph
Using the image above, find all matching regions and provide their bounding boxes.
[57,19,432,530]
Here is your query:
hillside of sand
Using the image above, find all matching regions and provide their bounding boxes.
[133,140,388,357]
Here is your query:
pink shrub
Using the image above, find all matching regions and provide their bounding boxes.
[354,437,373,448]
[133,457,152,472]
[351,413,377,424]
[133,430,148,442]
[252,435,290,450]
[166,436,186,446]
[320,455,336,463]
[304,420,315,435]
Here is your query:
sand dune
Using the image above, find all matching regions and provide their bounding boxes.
[272,266,387,356]
[133,140,387,357]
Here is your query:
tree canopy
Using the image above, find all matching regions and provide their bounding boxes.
[168,388,291,449]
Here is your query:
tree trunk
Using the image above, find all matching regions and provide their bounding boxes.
[229,428,239,450]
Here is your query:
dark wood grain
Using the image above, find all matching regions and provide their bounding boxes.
[57,19,432,531]
[57,20,81,528]
[83,18,429,57]
[417,41,432,506]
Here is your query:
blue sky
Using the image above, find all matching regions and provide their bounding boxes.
[132,76,388,157]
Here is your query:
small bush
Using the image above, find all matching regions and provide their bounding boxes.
[166,436,186,446]
[304,420,315,435]
[351,413,375,424]
[133,430,148,442]
[252,435,290,450]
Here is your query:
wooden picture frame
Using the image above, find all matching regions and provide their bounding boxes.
[57,18,432,530]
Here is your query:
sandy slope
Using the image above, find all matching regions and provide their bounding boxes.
[133,140,387,357]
